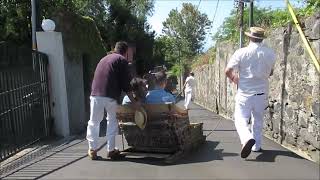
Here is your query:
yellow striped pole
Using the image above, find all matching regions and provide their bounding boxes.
[285,0,320,73]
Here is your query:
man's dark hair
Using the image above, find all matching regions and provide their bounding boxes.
[130,78,146,91]
[154,71,167,85]
[190,72,194,76]
[143,73,156,90]
[130,78,147,100]
[115,41,128,55]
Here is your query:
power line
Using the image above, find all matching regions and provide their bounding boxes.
[204,0,220,49]
[211,0,220,24]
[197,0,202,9]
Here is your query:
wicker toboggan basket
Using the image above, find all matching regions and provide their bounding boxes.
[117,104,205,154]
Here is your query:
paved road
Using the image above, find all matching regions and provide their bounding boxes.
[3,102,319,179]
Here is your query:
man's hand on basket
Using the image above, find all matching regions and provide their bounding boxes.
[126,91,142,110]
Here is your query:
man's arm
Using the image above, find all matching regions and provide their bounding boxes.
[225,67,239,84]
[126,91,136,104]
[120,60,141,109]
[126,91,141,108]
[225,50,241,84]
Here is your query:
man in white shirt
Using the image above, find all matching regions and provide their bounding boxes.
[225,27,276,158]
[183,72,196,110]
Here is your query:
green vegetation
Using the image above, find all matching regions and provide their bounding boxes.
[51,10,106,75]
[301,0,320,16]
[162,3,212,57]
[189,0,319,68]
[0,0,155,75]
[213,7,291,44]
[154,3,212,77]
[1,0,318,75]
[191,48,216,69]
[213,1,319,44]
[153,0,319,75]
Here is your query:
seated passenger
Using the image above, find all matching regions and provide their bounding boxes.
[143,72,156,91]
[122,78,147,105]
[145,71,175,104]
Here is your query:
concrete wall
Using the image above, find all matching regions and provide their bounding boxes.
[37,32,86,136]
[193,14,320,163]
[64,57,86,134]
[36,32,70,137]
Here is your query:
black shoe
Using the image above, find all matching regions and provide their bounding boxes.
[241,139,255,158]
[107,149,126,160]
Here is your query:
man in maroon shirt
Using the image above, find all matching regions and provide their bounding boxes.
[87,41,138,160]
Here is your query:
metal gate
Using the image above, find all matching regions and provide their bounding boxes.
[0,43,51,161]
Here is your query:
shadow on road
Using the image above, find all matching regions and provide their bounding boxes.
[2,137,89,179]
[246,149,304,162]
[119,140,238,166]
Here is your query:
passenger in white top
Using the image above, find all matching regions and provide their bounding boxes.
[183,72,196,110]
[225,27,276,158]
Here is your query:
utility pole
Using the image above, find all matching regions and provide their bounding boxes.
[31,0,37,50]
[249,0,254,27]
[238,0,244,48]
[178,44,182,92]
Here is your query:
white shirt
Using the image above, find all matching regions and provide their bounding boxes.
[227,42,276,96]
[185,76,196,92]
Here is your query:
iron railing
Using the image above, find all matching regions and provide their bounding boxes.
[0,50,51,161]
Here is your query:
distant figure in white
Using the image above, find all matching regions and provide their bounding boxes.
[183,72,196,110]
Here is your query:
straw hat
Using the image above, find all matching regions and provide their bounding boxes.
[245,27,266,39]
[134,107,147,130]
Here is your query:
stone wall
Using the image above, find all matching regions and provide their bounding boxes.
[193,14,320,163]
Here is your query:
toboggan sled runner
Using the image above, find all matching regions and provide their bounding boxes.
[117,104,206,163]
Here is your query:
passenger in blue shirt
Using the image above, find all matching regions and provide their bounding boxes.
[145,71,175,104]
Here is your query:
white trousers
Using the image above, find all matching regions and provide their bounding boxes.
[86,96,118,152]
[184,90,192,109]
[234,93,267,151]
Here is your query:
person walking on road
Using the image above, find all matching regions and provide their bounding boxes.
[225,27,276,158]
[183,72,196,110]
[86,41,139,160]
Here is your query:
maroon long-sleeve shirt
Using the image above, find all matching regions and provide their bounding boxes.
[91,53,131,103]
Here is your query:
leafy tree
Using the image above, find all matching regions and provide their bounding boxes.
[0,1,32,44]
[213,6,291,43]
[0,0,156,75]
[213,1,318,44]
[162,3,212,58]
[299,0,320,16]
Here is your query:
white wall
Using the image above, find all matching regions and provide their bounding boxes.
[36,32,70,137]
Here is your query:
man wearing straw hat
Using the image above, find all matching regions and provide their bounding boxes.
[87,41,140,160]
[225,27,276,158]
